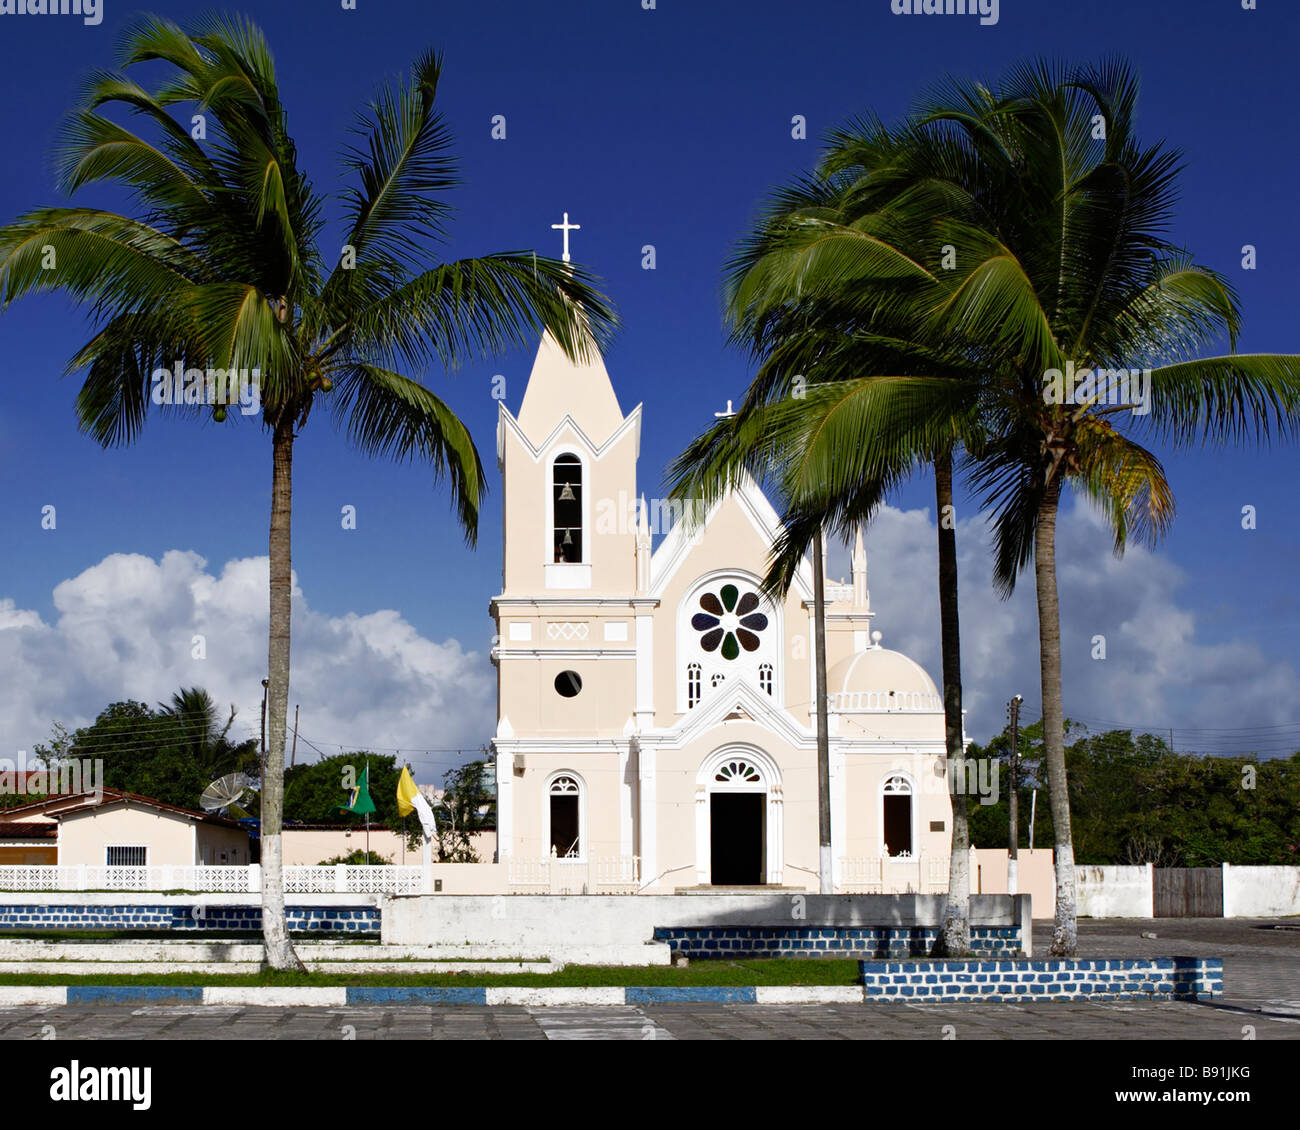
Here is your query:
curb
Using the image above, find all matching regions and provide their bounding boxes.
[0,985,867,1007]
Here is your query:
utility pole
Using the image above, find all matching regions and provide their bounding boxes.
[1007,694,1022,895]
[289,704,300,769]
[813,531,832,895]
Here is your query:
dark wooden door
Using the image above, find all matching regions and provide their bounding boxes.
[1154,868,1223,917]
[710,794,764,885]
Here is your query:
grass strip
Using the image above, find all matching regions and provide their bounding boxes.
[0,959,862,988]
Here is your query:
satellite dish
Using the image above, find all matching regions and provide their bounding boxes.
[201,773,252,816]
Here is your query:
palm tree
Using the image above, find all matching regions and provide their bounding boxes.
[746,61,1300,955]
[669,126,990,951]
[157,686,258,782]
[900,60,1300,953]
[0,14,614,968]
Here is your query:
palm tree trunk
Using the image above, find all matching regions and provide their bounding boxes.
[812,532,832,894]
[1034,477,1077,957]
[262,417,303,971]
[935,451,970,955]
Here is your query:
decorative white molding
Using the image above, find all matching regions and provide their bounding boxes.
[547,621,590,641]
[674,570,783,714]
[694,743,785,886]
[508,622,533,642]
[497,401,643,468]
[493,646,635,661]
[603,621,628,642]
[831,690,944,713]
[635,615,654,723]
[636,742,657,886]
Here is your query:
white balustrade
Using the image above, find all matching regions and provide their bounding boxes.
[506,856,640,894]
[0,863,425,894]
[837,856,949,894]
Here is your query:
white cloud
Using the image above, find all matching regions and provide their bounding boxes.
[827,497,1299,746]
[0,551,494,773]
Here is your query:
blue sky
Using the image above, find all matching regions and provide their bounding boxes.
[1,0,1297,766]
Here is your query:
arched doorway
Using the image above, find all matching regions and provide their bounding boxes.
[695,746,782,885]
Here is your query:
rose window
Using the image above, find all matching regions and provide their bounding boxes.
[691,583,768,660]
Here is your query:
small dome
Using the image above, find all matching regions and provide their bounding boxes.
[827,646,942,713]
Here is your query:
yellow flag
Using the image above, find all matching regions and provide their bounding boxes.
[396,766,438,839]
[396,766,419,816]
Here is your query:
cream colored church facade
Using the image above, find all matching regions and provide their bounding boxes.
[489,330,958,894]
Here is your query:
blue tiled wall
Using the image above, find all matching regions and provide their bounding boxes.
[653,925,1022,959]
[0,904,380,933]
[858,957,1223,1001]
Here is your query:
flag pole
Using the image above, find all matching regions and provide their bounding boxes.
[365,757,370,862]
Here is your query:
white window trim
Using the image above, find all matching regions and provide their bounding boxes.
[543,770,587,863]
[544,446,590,566]
[879,772,917,859]
[105,844,148,867]
[694,744,783,885]
[676,570,783,712]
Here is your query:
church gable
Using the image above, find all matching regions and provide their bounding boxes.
[648,476,813,602]
[648,481,813,724]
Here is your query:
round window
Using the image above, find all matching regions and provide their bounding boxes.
[555,670,583,698]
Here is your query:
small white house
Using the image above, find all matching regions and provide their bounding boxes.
[0,789,250,867]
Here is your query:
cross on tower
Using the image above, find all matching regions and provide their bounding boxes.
[714,399,736,419]
[551,211,581,263]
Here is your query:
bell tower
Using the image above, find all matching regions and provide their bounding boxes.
[490,215,644,757]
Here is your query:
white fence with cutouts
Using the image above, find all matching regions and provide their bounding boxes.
[0,864,425,894]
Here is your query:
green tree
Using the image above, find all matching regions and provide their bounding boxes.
[32,700,204,809]
[432,757,496,862]
[0,16,615,968]
[283,752,406,830]
[157,687,259,782]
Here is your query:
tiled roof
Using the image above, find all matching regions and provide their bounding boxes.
[0,788,243,830]
[0,823,58,840]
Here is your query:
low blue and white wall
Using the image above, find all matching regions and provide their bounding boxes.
[0,893,381,933]
[382,893,1033,956]
[654,925,1022,959]
[859,957,1223,1001]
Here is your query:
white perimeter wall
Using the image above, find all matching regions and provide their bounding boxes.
[1223,864,1300,917]
[1075,864,1153,918]
[382,893,1031,951]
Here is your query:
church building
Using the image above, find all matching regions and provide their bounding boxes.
[489,320,958,894]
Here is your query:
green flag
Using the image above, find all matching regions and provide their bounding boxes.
[336,765,376,816]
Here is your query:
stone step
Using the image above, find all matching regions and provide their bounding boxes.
[0,960,557,975]
[0,939,672,966]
